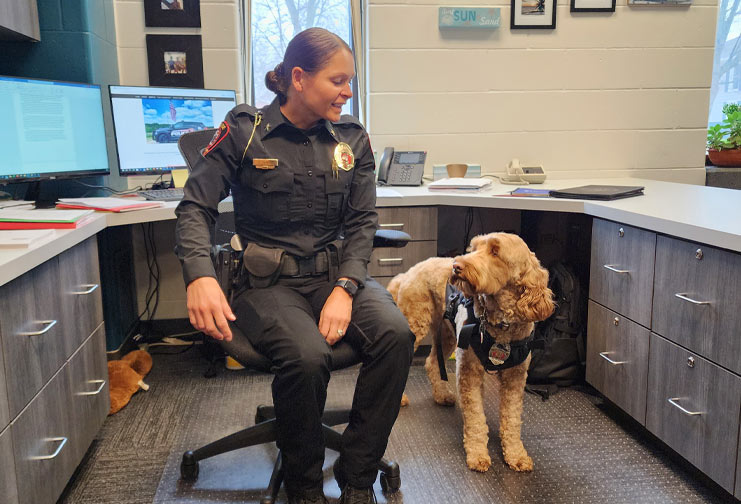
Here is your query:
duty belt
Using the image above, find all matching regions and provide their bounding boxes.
[280,250,333,277]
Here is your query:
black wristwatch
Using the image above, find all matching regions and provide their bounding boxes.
[335,278,358,298]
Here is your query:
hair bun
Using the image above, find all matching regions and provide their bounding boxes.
[274,62,285,77]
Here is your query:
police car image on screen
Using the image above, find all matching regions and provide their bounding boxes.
[109,85,236,176]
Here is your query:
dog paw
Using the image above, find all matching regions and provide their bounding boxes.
[400,393,410,407]
[432,388,456,406]
[505,453,534,472]
[466,452,491,472]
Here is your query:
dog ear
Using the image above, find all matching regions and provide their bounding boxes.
[486,236,501,257]
[515,252,555,321]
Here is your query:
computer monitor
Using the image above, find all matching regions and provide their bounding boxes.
[109,85,237,176]
[0,75,109,187]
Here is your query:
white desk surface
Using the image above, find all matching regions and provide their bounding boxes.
[1,178,739,287]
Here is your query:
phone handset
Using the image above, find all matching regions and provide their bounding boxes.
[500,158,528,185]
[377,147,394,185]
[500,158,547,184]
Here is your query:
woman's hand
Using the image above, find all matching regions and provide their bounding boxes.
[319,286,353,345]
[186,276,236,341]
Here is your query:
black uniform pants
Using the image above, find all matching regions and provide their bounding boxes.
[231,274,414,495]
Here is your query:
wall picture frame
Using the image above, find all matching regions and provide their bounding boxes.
[571,0,616,12]
[144,0,201,28]
[628,0,691,4]
[511,0,557,29]
[146,34,204,89]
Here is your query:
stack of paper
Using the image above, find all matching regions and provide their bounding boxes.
[427,178,492,191]
[0,209,96,229]
[57,197,165,212]
[0,229,56,249]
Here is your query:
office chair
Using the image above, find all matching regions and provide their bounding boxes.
[177,131,411,504]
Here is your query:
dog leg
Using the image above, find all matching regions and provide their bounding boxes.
[497,356,533,472]
[456,347,491,472]
[424,322,457,406]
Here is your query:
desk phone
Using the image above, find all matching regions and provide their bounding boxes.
[377,148,426,186]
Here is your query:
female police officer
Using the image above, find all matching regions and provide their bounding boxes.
[175,28,414,504]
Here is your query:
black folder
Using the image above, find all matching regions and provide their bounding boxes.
[549,185,645,201]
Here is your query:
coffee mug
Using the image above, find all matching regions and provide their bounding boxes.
[446,163,467,178]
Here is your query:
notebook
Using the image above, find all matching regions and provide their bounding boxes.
[548,185,645,201]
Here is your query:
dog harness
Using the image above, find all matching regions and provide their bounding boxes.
[436,284,536,382]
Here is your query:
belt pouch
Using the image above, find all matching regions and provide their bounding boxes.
[242,243,285,288]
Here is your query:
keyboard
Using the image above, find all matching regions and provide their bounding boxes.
[138,188,185,201]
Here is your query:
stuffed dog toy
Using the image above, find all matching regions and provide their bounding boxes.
[387,232,554,472]
[108,349,152,415]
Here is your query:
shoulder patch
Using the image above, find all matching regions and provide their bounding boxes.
[233,103,259,118]
[203,121,229,156]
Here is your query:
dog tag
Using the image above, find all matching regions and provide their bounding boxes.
[488,342,511,366]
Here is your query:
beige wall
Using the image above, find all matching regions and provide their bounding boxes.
[367,0,718,184]
[113,0,719,319]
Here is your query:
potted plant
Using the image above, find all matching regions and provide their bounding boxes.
[707,103,741,166]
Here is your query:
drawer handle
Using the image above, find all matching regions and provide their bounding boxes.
[19,319,57,336]
[674,293,710,305]
[71,283,99,295]
[77,379,107,396]
[599,352,626,365]
[667,397,703,416]
[378,258,403,265]
[379,223,404,230]
[603,264,630,274]
[30,437,68,460]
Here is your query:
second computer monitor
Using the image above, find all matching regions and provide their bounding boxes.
[109,85,236,176]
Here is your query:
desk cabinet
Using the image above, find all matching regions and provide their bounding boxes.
[586,218,741,496]
[646,333,741,493]
[0,237,108,504]
[0,332,8,430]
[371,206,438,286]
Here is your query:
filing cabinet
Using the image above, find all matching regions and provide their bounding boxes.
[588,218,656,328]
[585,300,649,424]
[0,236,108,504]
[586,218,741,496]
[652,235,741,375]
[646,333,741,494]
[371,206,438,286]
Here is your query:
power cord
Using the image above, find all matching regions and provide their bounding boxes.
[72,179,142,194]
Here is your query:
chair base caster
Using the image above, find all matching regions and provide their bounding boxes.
[180,451,200,481]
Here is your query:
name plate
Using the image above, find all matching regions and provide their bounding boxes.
[439,7,501,29]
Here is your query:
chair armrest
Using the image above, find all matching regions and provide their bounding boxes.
[372,229,411,249]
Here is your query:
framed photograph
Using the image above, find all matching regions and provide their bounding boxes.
[571,0,616,12]
[144,0,201,28]
[511,0,557,29]
[146,35,204,89]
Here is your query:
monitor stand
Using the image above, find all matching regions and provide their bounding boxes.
[24,181,58,209]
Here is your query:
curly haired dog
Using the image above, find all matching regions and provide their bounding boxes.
[387,232,554,473]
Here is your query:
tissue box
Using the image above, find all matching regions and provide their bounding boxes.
[433,164,482,180]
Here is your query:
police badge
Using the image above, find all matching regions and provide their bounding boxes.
[332,142,355,178]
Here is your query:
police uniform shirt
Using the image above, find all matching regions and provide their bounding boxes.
[175,98,378,287]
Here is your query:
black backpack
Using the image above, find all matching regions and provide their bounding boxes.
[527,263,586,387]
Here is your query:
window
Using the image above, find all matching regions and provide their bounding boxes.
[709,0,741,127]
[249,0,358,117]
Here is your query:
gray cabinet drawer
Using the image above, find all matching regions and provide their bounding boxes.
[646,333,741,494]
[12,367,75,504]
[0,331,8,429]
[586,301,650,424]
[1,258,66,418]
[652,235,741,375]
[0,426,18,504]
[589,219,656,327]
[737,431,741,499]
[376,206,438,241]
[369,240,437,278]
[59,237,104,357]
[66,323,108,465]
